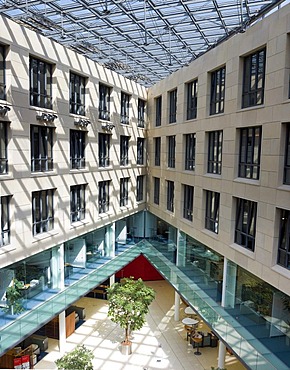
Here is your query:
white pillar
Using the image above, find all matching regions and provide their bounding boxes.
[58,311,66,353]
[217,257,228,369]
[174,291,180,321]
[110,274,115,286]
[218,341,227,369]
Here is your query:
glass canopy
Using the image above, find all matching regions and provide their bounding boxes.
[0,0,288,86]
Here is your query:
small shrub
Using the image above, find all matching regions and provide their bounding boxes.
[55,345,94,370]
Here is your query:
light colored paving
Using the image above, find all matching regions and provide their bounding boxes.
[34,280,245,370]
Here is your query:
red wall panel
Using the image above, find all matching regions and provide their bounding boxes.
[116,255,164,281]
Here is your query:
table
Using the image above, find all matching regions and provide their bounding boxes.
[182,317,199,326]
[192,334,203,355]
[185,306,196,315]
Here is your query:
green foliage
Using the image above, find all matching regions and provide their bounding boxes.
[55,345,94,370]
[4,278,24,314]
[211,367,227,370]
[107,277,155,344]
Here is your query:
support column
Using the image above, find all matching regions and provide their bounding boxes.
[110,275,115,286]
[58,311,66,353]
[218,341,227,369]
[217,257,228,369]
[174,291,180,321]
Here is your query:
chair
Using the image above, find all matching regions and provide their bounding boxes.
[184,324,193,341]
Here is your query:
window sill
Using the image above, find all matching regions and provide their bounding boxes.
[70,168,88,173]
[271,264,290,279]
[204,173,221,178]
[233,177,260,185]
[237,104,265,113]
[120,206,130,211]
[202,228,219,238]
[98,165,113,170]
[0,243,15,254]
[230,242,255,259]
[70,220,89,228]
[277,184,290,192]
[31,170,57,177]
[32,229,59,241]
[0,173,13,180]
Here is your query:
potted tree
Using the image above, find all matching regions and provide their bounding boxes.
[5,278,24,315]
[55,345,94,370]
[107,277,155,355]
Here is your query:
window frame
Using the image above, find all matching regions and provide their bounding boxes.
[277,209,290,270]
[121,92,130,125]
[0,121,8,174]
[29,56,52,109]
[205,190,220,234]
[185,133,196,171]
[0,44,6,100]
[154,137,161,166]
[120,135,129,166]
[32,189,54,235]
[99,133,110,168]
[167,180,174,212]
[283,124,290,185]
[169,89,177,124]
[137,98,146,128]
[120,177,129,207]
[69,72,86,116]
[238,126,262,180]
[153,177,160,205]
[70,184,86,223]
[31,125,53,172]
[167,135,176,168]
[0,195,10,246]
[242,48,266,108]
[210,66,225,115]
[183,184,194,221]
[99,180,110,214]
[235,198,257,251]
[208,130,223,175]
[186,80,198,120]
[136,175,144,202]
[99,83,111,121]
[70,129,86,169]
[137,137,145,165]
[155,96,162,127]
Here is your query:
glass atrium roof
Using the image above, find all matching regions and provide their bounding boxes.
[0,0,288,86]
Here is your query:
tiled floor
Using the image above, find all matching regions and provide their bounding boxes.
[34,280,246,370]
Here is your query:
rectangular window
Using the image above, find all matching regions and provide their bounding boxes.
[120,135,129,166]
[210,66,225,115]
[99,83,111,121]
[208,130,223,175]
[31,125,53,172]
[29,57,52,109]
[69,72,86,115]
[138,99,146,128]
[120,177,129,207]
[283,124,290,185]
[154,137,161,166]
[186,80,198,120]
[155,96,162,127]
[137,138,145,165]
[121,92,130,124]
[277,209,290,269]
[242,48,266,108]
[185,133,195,171]
[153,177,160,205]
[0,122,8,174]
[136,175,144,202]
[70,184,86,223]
[205,190,220,234]
[99,180,110,213]
[169,89,177,123]
[239,126,261,180]
[167,180,174,212]
[70,130,85,169]
[99,133,110,167]
[167,135,176,168]
[0,44,6,100]
[235,198,257,251]
[0,195,10,246]
[183,184,194,221]
[32,189,54,235]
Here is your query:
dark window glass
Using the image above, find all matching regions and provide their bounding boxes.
[167,180,174,212]
[70,130,86,169]
[183,185,194,221]
[137,138,145,165]
[277,209,290,270]
[0,44,6,100]
[208,130,223,175]
[99,180,110,213]
[168,136,175,168]
[69,72,85,115]
[30,57,52,109]
[186,80,198,120]
[242,48,266,108]
[210,66,225,115]
[185,133,195,171]
[120,135,129,166]
[239,126,261,180]
[99,133,110,167]
[70,184,86,223]
[99,83,111,121]
[31,125,53,172]
[138,99,146,128]
[205,191,220,233]
[155,96,162,127]
[120,177,129,207]
[235,198,257,251]
[154,177,160,205]
[169,89,177,123]
[0,122,8,174]
[154,137,161,166]
[283,124,290,185]
[0,195,10,246]
[32,189,54,235]
[136,175,144,202]
[121,92,130,124]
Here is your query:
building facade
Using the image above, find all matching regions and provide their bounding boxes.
[0,3,290,370]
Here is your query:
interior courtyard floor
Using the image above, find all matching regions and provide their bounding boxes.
[34,280,246,370]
